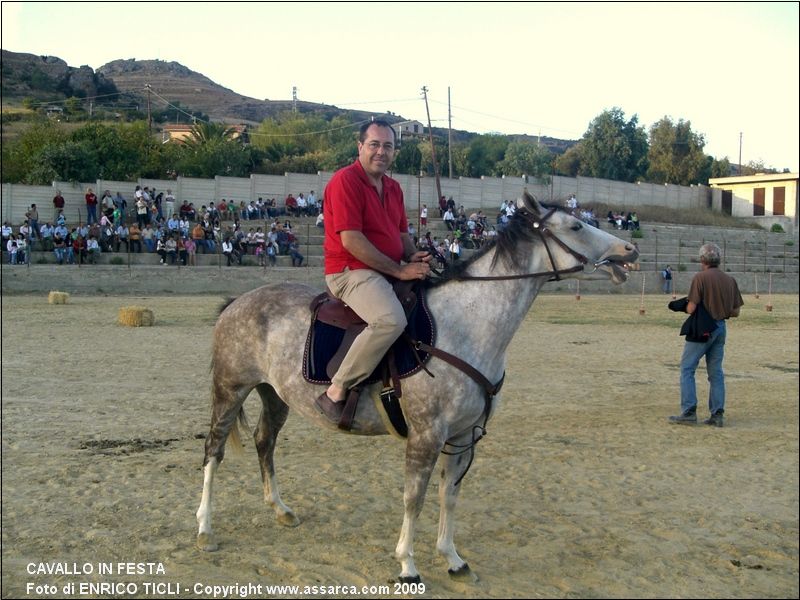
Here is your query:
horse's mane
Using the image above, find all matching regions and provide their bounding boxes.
[426,203,564,288]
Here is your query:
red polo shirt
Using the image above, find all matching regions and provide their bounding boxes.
[323,160,408,274]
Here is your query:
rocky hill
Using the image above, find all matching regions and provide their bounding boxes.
[1,50,576,151]
[96,58,372,125]
[0,50,118,100]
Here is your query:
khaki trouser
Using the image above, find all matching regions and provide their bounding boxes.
[325,268,407,391]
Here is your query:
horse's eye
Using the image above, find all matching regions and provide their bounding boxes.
[570,223,583,231]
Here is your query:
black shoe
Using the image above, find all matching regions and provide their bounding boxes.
[703,412,724,427]
[315,392,344,423]
[668,411,697,425]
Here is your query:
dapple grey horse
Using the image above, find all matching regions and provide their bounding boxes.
[196,191,638,583]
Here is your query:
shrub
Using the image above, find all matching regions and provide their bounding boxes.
[631,229,643,239]
[36,256,49,264]
[109,256,125,265]
[771,223,785,233]
[677,263,687,272]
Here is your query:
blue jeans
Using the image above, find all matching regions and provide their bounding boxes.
[680,320,727,415]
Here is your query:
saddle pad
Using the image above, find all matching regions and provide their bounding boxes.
[303,288,435,385]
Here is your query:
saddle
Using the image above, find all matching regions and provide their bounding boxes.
[303,281,435,433]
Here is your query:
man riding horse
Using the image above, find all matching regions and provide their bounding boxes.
[316,120,432,422]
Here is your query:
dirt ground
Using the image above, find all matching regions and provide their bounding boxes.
[1,292,798,599]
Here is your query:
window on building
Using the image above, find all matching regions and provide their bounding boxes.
[753,188,765,216]
[773,186,785,216]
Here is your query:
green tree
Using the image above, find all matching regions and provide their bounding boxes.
[646,117,709,185]
[63,96,83,118]
[710,157,732,178]
[1,119,67,183]
[496,141,553,180]
[579,108,648,182]
[554,145,581,177]
[176,121,252,178]
[393,140,423,175]
[462,134,508,177]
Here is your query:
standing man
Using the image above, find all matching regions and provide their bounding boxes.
[669,243,743,428]
[53,190,65,221]
[662,264,673,294]
[85,187,98,224]
[316,120,431,423]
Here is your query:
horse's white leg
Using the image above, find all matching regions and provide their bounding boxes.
[395,436,441,583]
[254,385,299,527]
[196,457,219,551]
[437,448,478,581]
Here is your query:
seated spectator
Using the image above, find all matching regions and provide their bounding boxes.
[129,223,143,253]
[115,224,129,253]
[156,238,167,264]
[142,224,155,253]
[86,236,101,264]
[39,222,55,251]
[266,240,278,266]
[53,234,69,264]
[316,212,324,228]
[284,194,298,217]
[7,240,18,264]
[73,236,87,264]
[288,240,304,267]
[222,237,241,266]
[165,235,178,264]
[184,236,196,266]
[443,208,455,231]
[191,222,206,254]
[177,235,188,266]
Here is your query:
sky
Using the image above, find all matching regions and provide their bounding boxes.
[2,1,798,171]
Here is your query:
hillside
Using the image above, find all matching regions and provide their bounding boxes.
[95,58,379,125]
[1,50,576,151]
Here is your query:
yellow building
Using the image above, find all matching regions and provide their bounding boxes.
[709,173,798,233]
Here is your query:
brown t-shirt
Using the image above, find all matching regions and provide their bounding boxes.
[687,267,744,320]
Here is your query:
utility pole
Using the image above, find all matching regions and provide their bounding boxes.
[421,86,442,206]
[292,86,297,113]
[89,101,93,119]
[145,84,152,134]
[447,86,453,179]
[738,132,743,175]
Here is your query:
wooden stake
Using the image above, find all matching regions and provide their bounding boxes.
[639,274,646,315]
[766,273,773,312]
[754,273,759,299]
[575,279,580,301]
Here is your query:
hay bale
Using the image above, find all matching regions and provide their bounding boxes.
[118,306,155,327]
[48,291,70,304]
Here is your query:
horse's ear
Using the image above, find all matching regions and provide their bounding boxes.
[516,189,543,216]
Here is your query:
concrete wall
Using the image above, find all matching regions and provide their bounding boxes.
[0,171,712,226]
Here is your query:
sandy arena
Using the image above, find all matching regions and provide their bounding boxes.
[1,292,798,599]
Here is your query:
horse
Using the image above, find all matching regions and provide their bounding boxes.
[196,190,638,583]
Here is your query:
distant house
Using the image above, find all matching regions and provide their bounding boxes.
[709,173,798,232]
[392,120,426,143]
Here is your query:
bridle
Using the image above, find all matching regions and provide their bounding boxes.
[445,207,611,282]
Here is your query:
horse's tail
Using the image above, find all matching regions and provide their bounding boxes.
[226,406,251,456]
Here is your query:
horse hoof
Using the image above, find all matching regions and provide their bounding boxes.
[398,575,421,584]
[277,511,301,528]
[448,563,478,582]
[196,533,218,552]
